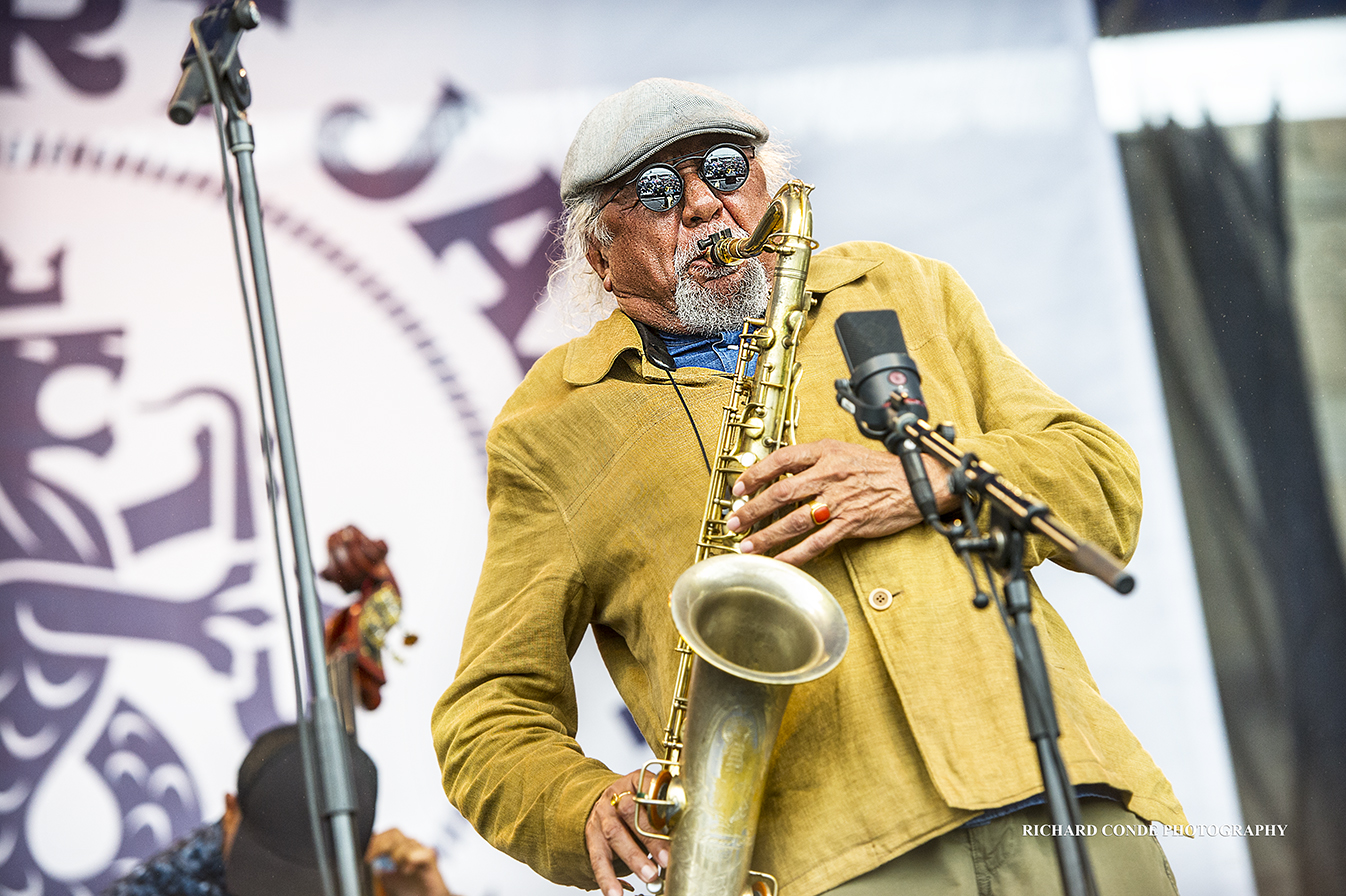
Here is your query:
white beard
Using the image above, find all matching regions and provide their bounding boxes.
[671,238,770,336]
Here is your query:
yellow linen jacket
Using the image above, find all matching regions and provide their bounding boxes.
[433,242,1186,896]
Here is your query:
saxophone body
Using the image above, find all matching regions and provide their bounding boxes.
[637,181,849,896]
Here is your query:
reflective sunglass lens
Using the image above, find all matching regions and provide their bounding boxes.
[702,146,750,192]
[623,146,751,211]
[636,166,682,211]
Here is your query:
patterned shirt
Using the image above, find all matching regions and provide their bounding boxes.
[104,821,226,896]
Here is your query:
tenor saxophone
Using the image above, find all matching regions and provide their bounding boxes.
[635,181,849,896]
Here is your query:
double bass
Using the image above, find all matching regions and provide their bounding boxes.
[320,524,416,735]
[320,525,427,893]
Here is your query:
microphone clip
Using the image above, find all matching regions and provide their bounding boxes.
[833,378,889,441]
[833,377,926,451]
[835,378,944,529]
[167,0,260,125]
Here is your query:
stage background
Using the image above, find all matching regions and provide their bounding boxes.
[0,1,1251,893]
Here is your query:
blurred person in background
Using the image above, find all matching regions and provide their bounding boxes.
[105,723,453,896]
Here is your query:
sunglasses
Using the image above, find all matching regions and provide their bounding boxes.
[599,143,755,213]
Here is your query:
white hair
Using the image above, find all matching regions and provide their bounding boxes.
[544,139,795,331]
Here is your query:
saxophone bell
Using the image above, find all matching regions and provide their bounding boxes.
[636,554,848,896]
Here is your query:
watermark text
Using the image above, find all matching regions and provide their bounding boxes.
[1023,822,1288,838]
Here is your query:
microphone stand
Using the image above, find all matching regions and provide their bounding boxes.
[169,5,363,896]
[836,384,1131,896]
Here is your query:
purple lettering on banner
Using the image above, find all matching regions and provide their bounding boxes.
[411,172,564,373]
[319,83,470,200]
[0,0,124,94]
[0,246,63,309]
[120,387,257,550]
[84,699,201,890]
[0,568,272,892]
[12,564,266,674]
[0,649,109,892]
[121,427,214,552]
[1,331,122,566]
[233,647,283,742]
[0,241,285,887]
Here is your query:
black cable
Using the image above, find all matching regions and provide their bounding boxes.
[632,319,712,477]
[666,370,711,477]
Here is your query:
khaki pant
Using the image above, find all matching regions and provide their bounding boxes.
[822,800,1180,896]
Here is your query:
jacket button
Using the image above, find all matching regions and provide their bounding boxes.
[867,588,893,611]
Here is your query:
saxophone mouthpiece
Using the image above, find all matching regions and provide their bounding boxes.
[696,229,739,266]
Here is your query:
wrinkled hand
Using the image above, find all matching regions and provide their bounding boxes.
[366,828,453,896]
[725,439,955,566]
[586,770,669,896]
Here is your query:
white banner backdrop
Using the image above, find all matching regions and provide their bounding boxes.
[0,0,1251,894]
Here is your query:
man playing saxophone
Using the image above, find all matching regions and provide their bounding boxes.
[433,78,1186,896]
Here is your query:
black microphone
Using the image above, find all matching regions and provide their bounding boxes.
[834,309,927,426]
[167,0,260,125]
[834,309,941,526]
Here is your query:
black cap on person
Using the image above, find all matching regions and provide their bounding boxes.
[224,724,378,896]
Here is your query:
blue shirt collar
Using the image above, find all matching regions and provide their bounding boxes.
[657,328,746,374]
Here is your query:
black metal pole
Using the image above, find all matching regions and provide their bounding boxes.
[899,414,1133,595]
[226,112,365,896]
[899,421,1102,896]
[172,8,340,893]
[170,5,366,887]
[1000,526,1098,896]
[169,4,363,892]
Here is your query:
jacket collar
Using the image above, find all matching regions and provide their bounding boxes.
[562,250,880,386]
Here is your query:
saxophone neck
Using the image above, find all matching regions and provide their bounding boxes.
[695,181,816,266]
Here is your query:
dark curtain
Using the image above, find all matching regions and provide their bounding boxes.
[1119,120,1346,896]
[1094,1,1346,36]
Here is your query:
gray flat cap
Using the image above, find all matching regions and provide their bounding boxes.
[560,78,768,203]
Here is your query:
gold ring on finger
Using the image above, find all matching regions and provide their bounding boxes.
[808,501,831,526]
